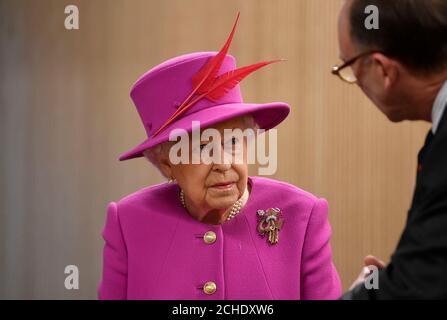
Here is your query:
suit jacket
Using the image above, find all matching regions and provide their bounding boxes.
[343,105,447,299]
[98,176,341,300]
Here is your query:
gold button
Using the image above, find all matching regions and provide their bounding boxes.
[203,281,217,295]
[203,231,217,244]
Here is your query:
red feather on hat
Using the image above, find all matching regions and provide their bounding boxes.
[151,13,284,137]
[151,13,240,138]
[204,60,282,102]
[190,12,240,96]
[178,12,240,111]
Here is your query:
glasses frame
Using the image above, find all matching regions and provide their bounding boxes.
[331,50,383,84]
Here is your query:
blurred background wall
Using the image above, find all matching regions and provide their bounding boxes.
[0,0,430,299]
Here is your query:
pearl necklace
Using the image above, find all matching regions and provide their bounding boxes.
[180,189,246,221]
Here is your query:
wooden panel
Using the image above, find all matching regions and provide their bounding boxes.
[0,0,430,298]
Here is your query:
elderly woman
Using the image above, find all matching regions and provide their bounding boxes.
[98,16,341,300]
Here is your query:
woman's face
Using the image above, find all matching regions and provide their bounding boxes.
[164,117,249,224]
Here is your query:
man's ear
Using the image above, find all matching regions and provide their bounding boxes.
[371,53,399,89]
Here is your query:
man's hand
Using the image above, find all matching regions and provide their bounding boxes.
[349,255,386,290]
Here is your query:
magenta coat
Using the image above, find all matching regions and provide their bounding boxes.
[98,177,341,300]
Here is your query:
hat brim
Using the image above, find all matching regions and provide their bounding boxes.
[118,102,290,161]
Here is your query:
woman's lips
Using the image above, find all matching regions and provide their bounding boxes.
[210,182,235,190]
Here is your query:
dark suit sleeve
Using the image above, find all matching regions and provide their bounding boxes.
[343,130,447,300]
[344,207,447,299]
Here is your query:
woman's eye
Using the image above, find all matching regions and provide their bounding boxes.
[226,137,238,146]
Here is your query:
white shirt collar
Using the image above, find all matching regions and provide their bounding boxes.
[431,80,447,134]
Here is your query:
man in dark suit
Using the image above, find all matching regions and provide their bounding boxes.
[334,0,447,299]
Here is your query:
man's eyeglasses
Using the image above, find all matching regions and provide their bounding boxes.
[331,50,382,84]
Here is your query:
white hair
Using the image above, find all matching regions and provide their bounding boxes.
[143,115,259,177]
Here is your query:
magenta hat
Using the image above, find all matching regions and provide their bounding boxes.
[119,15,290,161]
